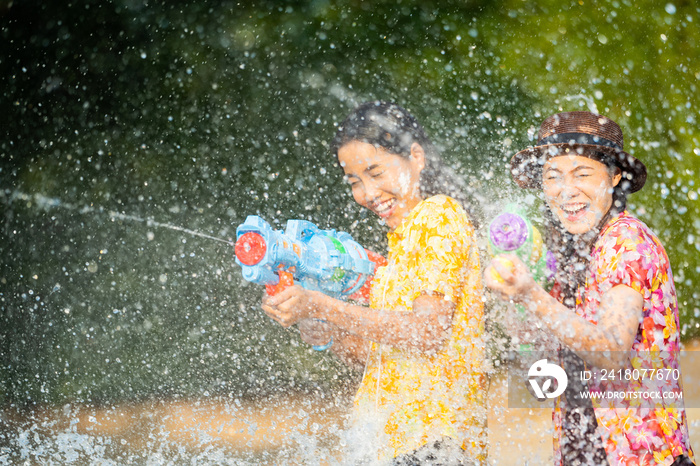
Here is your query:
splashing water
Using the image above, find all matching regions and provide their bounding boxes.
[2,1,700,464]
[561,94,601,114]
[1,190,235,247]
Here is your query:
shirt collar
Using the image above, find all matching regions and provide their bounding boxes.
[386,197,428,243]
[599,209,628,237]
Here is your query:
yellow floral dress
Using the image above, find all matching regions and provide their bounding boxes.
[351,195,487,463]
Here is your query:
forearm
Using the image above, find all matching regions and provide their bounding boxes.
[297,318,369,370]
[485,256,641,370]
[523,286,629,370]
[312,293,451,354]
[329,330,370,371]
[504,306,560,351]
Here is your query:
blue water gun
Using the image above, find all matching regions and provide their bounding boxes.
[234,215,386,301]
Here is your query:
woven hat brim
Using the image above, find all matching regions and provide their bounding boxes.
[510,143,647,194]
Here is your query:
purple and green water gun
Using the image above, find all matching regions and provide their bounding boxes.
[488,203,556,290]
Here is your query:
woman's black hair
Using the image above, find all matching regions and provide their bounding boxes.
[604,156,629,213]
[331,100,481,227]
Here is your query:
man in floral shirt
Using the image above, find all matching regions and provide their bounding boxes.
[486,111,695,465]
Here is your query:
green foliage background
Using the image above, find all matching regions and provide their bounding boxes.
[1,0,698,406]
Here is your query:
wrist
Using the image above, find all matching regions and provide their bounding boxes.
[520,284,547,314]
[310,292,333,320]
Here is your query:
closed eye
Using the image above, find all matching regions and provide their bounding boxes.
[366,164,385,178]
[572,166,594,177]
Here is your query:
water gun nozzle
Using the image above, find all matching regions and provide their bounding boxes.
[488,204,556,290]
[235,232,267,266]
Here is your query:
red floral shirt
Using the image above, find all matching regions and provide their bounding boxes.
[553,211,695,466]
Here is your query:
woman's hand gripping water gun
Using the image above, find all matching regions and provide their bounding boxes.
[235,215,386,350]
[484,254,538,303]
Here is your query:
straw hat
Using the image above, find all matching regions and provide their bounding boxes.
[510,111,647,193]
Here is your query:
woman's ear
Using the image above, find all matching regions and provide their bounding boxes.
[410,142,426,172]
[612,166,622,187]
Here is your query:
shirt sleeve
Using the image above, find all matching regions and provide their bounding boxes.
[404,198,473,302]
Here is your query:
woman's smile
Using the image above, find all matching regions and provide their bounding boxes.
[369,197,398,218]
[542,155,621,235]
[337,140,424,230]
[560,202,589,222]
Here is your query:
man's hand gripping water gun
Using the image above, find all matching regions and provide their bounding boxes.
[485,204,557,351]
[234,215,386,302]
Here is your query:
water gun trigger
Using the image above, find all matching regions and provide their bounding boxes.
[349,249,388,304]
[265,270,294,296]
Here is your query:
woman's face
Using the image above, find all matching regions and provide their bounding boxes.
[338,140,424,230]
[542,155,621,235]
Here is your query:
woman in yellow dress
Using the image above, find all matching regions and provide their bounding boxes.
[262,101,486,465]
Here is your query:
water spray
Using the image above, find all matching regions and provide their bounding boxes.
[1,190,235,247]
